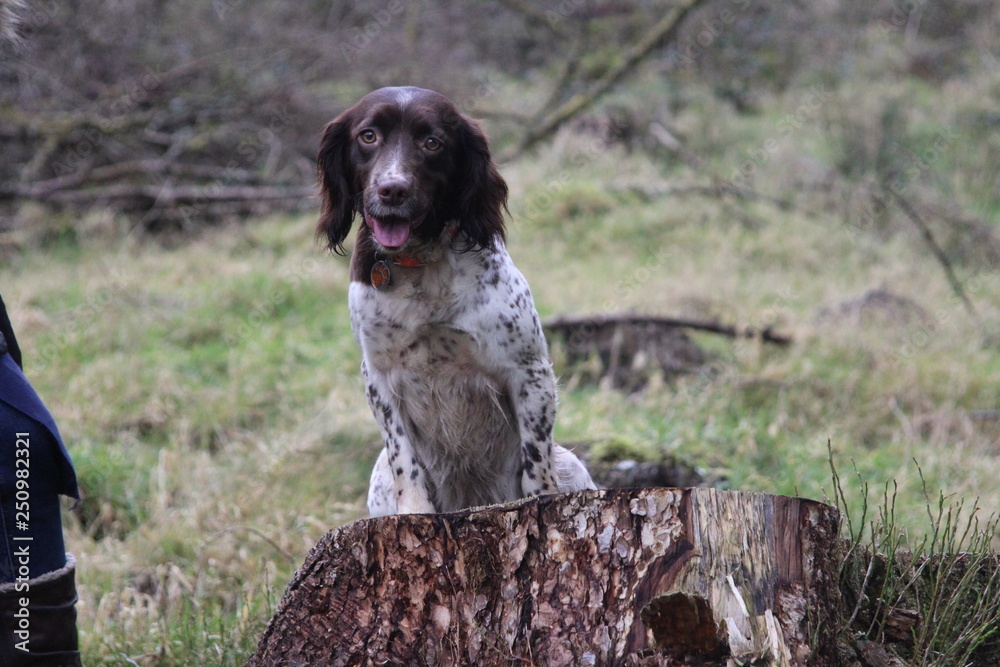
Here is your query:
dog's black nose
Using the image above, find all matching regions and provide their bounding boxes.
[377,178,411,207]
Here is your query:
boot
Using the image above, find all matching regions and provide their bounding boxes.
[0,552,82,666]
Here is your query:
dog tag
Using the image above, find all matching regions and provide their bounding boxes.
[371,260,391,290]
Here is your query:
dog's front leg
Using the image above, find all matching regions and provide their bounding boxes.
[510,359,560,498]
[363,361,436,515]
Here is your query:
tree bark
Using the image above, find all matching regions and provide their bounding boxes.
[249,488,842,666]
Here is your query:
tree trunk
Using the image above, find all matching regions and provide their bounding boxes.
[249,488,842,666]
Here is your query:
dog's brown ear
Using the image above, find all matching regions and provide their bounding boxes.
[454,115,508,251]
[316,115,358,254]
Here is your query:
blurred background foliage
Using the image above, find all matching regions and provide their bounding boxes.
[2,0,998,232]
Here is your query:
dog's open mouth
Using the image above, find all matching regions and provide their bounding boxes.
[365,211,427,249]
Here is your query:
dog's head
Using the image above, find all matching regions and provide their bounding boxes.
[317,86,508,255]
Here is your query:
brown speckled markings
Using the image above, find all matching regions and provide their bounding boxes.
[249,488,842,666]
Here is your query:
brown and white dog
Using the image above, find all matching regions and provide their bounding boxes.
[316,86,595,516]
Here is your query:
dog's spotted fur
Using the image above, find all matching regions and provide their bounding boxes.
[317,86,595,516]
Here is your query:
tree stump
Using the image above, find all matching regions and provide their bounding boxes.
[249,488,842,666]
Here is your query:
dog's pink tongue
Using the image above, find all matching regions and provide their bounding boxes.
[371,219,411,248]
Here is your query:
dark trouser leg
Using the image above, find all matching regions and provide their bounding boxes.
[0,406,80,664]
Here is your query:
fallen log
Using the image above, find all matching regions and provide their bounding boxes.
[543,313,793,347]
[249,488,842,666]
[542,313,791,390]
[0,104,316,230]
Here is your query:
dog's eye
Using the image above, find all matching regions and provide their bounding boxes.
[423,137,442,151]
[360,129,378,144]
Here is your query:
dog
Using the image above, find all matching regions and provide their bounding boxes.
[316,86,596,516]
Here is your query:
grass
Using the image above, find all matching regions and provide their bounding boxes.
[832,451,1000,665]
[2,65,999,663]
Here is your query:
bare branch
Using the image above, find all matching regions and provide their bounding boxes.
[510,0,709,157]
[493,0,570,37]
[881,187,981,324]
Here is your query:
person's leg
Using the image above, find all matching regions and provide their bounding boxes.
[0,405,80,666]
[0,554,80,666]
[0,408,69,582]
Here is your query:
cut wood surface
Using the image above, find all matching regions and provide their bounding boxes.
[250,488,842,666]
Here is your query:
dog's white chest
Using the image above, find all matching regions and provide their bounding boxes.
[367,319,481,376]
[350,258,478,370]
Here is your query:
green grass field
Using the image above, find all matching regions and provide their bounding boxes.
[2,71,998,663]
